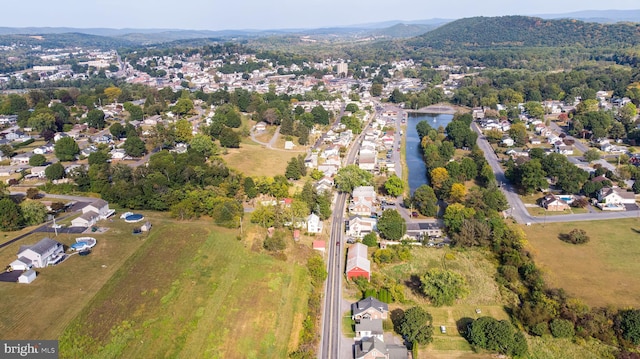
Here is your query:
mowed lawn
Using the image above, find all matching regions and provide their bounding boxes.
[523,218,640,308]
[222,140,299,177]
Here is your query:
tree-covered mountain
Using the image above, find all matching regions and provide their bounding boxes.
[0,32,135,49]
[369,23,437,38]
[407,16,640,49]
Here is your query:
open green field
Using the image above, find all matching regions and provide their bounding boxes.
[222,140,299,177]
[373,247,513,358]
[0,213,309,359]
[523,218,640,308]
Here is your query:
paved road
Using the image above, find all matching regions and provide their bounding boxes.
[472,123,640,224]
[319,110,367,359]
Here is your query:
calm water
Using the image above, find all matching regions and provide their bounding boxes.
[406,113,454,194]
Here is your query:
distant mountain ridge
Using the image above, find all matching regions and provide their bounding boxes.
[0,10,638,46]
[407,15,640,49]
[535,9,640,23]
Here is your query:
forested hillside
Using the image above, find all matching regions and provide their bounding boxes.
[408,16,640,49]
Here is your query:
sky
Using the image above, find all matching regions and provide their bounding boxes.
[4,0,640,30]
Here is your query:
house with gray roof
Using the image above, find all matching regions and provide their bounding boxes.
[355,319,383,341]
[352,296,388,321]
[11,237,64,269]
[355,336,408,359]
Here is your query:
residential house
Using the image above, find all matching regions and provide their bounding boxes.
[346,216,377,238]
[355,319,384,341]
[110,148,127,160]
[501,137,515,147]
[597,187,636,206]
[53,132,69,142]
[354,337,408,359]
[405,222,443,239]
[358,153,376,171]
[254,122,267,132]
[10,237,64,269]
[472,107,485,119]
[540,194,570,211]
[346,243,371,281]
[10,153,33,166]
[349,200,374,217]
[29,165,49,178]
[317,163,339,177]
[314,177,334,194]
[0,115,18,126]
[33,143,54,155]
[284,141,295,150]
[5,130,29,142]
[307,213,323,234]
[352,296,389,321]
[71,199,114,228]
[304,153,318,168]
[353,186,376,203]
[555,144,574,155]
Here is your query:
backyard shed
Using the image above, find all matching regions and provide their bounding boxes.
[18,269,36,284]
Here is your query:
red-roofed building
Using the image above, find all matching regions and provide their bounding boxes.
[346,243,371,281]
[313,240,325,254]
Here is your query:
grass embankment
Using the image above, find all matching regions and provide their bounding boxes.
[523,218,640,308]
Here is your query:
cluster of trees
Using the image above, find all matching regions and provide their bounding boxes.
[506,151,590,195]
[420,269,468,306]
[0,194,49,231]
[413,116,508,242]
[250,181,332,229]
[467,316,528,357]
[371,243,411,265]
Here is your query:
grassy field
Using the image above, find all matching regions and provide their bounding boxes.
[371,247,513,358]
[0,214,310,359]
[523,218,640,308]
[222,140,299,177]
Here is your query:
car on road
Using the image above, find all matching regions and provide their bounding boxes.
[336,241,340,246]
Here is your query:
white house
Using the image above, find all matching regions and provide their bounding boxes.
[10,153,33,166]
[307,213,323,234]
[501,137,515,147]
[284,141,295,150]
[71,199,114,228]
[29,165,49,178]
[597,187,636,206]
[347,216,377,238]
[11,237,64,269]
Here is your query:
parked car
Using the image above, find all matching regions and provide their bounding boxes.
[412,211,418,217]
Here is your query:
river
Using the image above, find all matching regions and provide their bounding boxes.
[405,113,454,194]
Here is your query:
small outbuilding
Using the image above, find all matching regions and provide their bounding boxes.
[18,269,37,284]
[141,221,152,232]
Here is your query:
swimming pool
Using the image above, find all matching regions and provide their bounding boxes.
[124,214,145,223]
